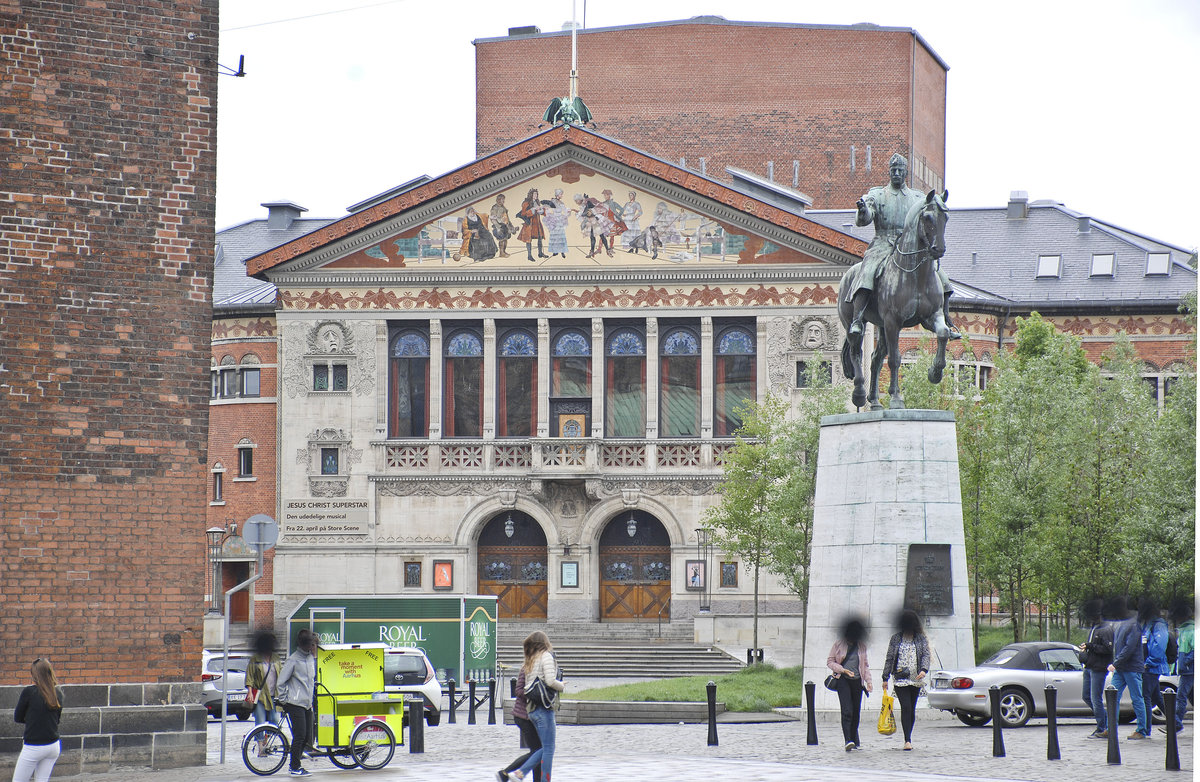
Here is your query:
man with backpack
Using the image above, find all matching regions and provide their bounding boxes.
[1139,597,1171,733]
[1079,598,1114,738]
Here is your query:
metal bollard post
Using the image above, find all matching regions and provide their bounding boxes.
[989,686,1005,757]
[1105,685,1120,765]
[1164,689,1179,771]
[488,678,497,725]
[747,649,754,666]
[706,680,718,746]
[1045,685,1060,760]
[468,679,478,725]
[447,679,457,724]
[805,680,818,745]
[408,697,425,754]
[510,678,517,698]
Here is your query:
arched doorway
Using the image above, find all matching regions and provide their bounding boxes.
[477,511,548,619]
[598,510,671,621]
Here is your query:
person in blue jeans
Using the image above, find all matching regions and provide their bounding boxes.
[1107,596,1149,739]
[507,631,563,782]
[1168,599,1194,733]
[1139,597,1170,729]
[1079,599,1113,738]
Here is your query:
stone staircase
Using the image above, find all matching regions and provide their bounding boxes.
[497,621,743,679]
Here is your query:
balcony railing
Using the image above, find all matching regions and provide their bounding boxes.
[373,438,736,477]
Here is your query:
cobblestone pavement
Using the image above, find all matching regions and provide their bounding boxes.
[72,714,1192,782]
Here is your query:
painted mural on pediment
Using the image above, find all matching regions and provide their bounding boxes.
[325,164,824,270]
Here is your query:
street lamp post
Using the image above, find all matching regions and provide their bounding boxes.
[206,527,224,614]
[696,527,711,612]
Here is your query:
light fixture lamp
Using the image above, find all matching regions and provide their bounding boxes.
[504,513,515,538]
[626,513,637,538]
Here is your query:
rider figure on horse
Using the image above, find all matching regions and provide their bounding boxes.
[847,153,960,341]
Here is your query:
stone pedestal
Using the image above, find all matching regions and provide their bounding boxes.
[802,409,973,711]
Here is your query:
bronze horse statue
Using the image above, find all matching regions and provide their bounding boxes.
[838,190,951,410]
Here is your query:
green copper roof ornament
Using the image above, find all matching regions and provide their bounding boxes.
[543,0,592,127]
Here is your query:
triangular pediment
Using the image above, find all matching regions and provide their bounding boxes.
[246,126,865,278]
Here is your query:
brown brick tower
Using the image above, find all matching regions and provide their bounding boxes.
[0,2,218,682]
[474,17,947,209]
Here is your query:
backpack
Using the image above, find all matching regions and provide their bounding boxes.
[1166,629,1179,665]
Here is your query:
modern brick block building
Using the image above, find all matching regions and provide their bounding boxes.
[474,17,947,209]
[0,2,217,684]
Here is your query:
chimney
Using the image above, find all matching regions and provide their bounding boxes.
[262,201,307,231]
[507,25,540,36]
[1077,215,1091,233]
[1006,191,1029,220]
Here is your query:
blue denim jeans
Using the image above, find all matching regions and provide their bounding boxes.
[1176,672,1193,730]
[1111,670,1148,735]
[517,706,556,781]
[1082,669,1107,731]
[252,701,280,727]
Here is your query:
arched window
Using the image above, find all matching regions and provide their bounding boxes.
[552,330,591,397]
[445,330,483,437]
[605,329,645,437]
[389,330,429,437]
[498,329,537,437]
[715,327,756,436]
[660,328,700,437]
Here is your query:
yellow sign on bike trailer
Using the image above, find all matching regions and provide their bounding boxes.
[315,643,405,748]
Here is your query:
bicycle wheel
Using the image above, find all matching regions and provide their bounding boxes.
[349,719,396,770]
[328,745,359,770]
[242,724,289,776]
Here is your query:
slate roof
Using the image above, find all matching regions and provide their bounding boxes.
[213,214,336,311]
[803,201,1196,311]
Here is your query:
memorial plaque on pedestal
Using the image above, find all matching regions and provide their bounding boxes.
[904,544,953,616]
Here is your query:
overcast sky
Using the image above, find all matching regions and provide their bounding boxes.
[216,0,1200,252]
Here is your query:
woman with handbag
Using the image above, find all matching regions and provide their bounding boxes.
[506,631,563,782]
[246,630,283,757]
[497,666,542,782]
[827,617,872,751]
[881,609,931,751]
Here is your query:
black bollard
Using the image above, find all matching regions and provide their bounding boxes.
[1165,689,1179,771]
[1045,685,1060,760]
[805,680,818,745]
[408,696,425,754]
[488,679,497,725]
[747,649,754,666]
[468,679,478,725]
[1105,685,1120,765]
[706,680,718,746]
[989,686,1005,757]
[448,679,457,724]
[510,678,517,698]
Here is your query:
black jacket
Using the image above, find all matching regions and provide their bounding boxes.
[14,685,64,746]
[1081,621,1114,671]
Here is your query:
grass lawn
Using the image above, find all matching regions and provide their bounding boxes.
[571,663,805,713]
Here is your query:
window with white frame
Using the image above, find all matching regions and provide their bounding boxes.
[211,463,225,503]
[1036,255,1061,278]
[1146,252,1171,276]
[237,446,253,477]
[1090,253,1114,277]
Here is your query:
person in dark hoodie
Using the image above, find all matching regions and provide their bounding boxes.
[1079,598,1114,739]
[1107,596,1149,740]
[1139,597,1170,730]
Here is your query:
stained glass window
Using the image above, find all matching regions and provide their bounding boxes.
[716,327,756,436]
[390,330,428,438]
[553,330,590,397]
[606,329,645,437]
[717,329,755,355]
[445,330,483,437]
[499,330,536,437]
[391,332,430,357]
[607,330,645,356]
[500,331,536,357]
[553,331,590,356]
[446,332,483,357]
[660,328,700,437]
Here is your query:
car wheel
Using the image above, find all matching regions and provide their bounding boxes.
[998,688,1033,728]
[425,709,440,727]
[956,710,991,727]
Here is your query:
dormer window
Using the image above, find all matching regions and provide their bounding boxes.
[1090,253,1114,277]
[1036,255,1061,278]
[1146,252,1171,276]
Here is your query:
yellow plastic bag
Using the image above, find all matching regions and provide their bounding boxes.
[877,692,897,735]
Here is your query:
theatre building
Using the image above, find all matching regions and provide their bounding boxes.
[241,125,866,627]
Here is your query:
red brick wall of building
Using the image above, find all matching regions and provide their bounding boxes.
[475,21,947,209]
[0,3,217,683]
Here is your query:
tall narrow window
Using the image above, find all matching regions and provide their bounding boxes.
[321,448,339,475]
[212,471,223,502]
[444,330,483,437]
[498,330,537,437]
[238,447,253,477]
[240,367,261,397]
[716,328,756,436]
[605,329,646,437]
[313,364,329,391]
[389,330,429,438]
[660,328,700,437]
[552,331,591,397]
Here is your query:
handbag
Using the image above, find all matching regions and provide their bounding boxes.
[524,676,557,710]
[823,673,839,691]
[877,693,897,735]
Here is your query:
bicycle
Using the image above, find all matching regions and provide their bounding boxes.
[241,707,396,776]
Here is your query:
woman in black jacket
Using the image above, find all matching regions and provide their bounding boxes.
[882,610,931,751]
[13,658,64,782]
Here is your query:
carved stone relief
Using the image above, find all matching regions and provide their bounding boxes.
[283,320,377,398]
[765,317,792,390]
[792,315,840,353]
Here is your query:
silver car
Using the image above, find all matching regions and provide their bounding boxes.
[202,650,253,720]
[927,641,1180,727]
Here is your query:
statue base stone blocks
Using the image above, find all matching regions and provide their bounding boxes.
[802,409,974,710]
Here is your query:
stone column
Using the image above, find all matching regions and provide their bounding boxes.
[756,317,768,404]
[700,317,714,438]
[483,318,496,439]
[591,317,604,438]
[645,317,658,438]
[429,319,443,439]
[537,318,551,438]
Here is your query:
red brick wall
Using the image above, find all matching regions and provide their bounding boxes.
[475,22,947,209]
[0,3,217,683]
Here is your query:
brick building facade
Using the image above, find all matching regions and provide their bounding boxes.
[0,2,217,683]
[474,17,947,209]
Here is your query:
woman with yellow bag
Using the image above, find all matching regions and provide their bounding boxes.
[881,609,932,750]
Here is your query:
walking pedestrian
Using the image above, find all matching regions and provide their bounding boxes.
[1139,597,1170,729]
[1167,598,1194,734]
[246,629,283,756]
[12,658,64,782]
[498,666,542,782]
[827,616,873,751]
[276,629,318,776]
[881,609,930,750]
[1106,596,1149,740]
[1079,598,1114,738]
[506,631,563,782]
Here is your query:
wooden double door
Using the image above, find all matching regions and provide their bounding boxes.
[599,546,671,621]
[478,545,547,620]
